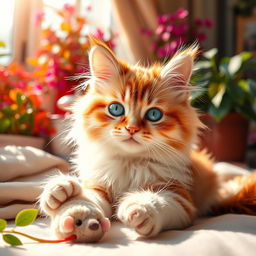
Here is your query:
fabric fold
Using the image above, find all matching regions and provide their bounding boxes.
[0,145,70,219]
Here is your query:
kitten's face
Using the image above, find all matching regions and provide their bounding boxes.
[78,41,201,158]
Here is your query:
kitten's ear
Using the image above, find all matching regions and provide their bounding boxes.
[160,45,198,98]
[89,45,120,82]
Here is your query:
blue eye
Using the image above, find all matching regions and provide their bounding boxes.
[108,103,125,117]
[145,108,163,122]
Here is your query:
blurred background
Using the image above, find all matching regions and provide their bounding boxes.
[0,0,256,166]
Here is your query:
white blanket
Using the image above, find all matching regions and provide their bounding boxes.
[0,214,256,256]
[0,146,70,219]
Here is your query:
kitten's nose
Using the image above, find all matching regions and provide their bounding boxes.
[125,126,140,135]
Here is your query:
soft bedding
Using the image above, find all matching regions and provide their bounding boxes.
[0,146,69,219]
[0,214,256,256]
[0,146,255,255]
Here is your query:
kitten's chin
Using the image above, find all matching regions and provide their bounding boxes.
[115,138,146,154]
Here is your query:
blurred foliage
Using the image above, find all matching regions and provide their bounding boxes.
[191,49,256,122]
[0,63,55,136]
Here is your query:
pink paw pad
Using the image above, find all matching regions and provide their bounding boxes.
[61,216,75,233]
[128,210,139,222]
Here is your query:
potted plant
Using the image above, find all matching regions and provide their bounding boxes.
[191,48,256,161]
[0,63,55,149]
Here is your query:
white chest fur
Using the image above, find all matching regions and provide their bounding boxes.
[76,151,191,200]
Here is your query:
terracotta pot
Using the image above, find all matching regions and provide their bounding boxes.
[198,113,249,162]
[0,134,45,149]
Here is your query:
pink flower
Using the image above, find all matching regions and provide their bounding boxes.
[156,25,165,35]
[168,40,178,51]
[166,25,173,32]
[157,15,168,24]
[173,25,185,36]
[162,32,170,41]
[93,28,104,40]
[175,8,188,19]
[34,84,43,90]
[107,40,116,49]
[142,8,213,59]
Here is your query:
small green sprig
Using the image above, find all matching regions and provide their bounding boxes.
[0,209,76,246]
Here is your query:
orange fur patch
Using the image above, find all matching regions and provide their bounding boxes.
[213,171,256,215]
[84,100,107,117]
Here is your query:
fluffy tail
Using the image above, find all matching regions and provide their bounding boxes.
[212,171,256,215]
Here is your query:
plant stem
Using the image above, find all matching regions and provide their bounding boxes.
[1,230,76,243]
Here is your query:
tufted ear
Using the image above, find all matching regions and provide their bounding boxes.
[89,45,121,82]
[160,45,199,101]
[161,45,198,85]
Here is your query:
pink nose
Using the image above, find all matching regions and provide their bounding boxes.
[125,126,140,135]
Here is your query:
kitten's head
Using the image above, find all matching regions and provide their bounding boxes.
[73,39,202,159]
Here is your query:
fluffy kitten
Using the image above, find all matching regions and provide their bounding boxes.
[40,38,256,243]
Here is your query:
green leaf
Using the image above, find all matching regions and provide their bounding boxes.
[203,48,217,59]
[248,79,256,96]
[15,209,38,227]
[228,54,242,75]
[1,107,16,117]
[0,219,7,231]
[3,234,23,246]
[190,88,206,101]
[212,85,226,108]
[16,92,26,106]
[209,95,232,122]
[238,79,249,91]
[236,102,256,122]
[0,118,11,133]
[240,51,252,62]
[194,61,211,70]
[18,113,31,124]
[219,57,230,77]
[208,83,220,98]
[228,81,245,105]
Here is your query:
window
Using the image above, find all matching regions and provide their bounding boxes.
[0,0,113,65]
[0,0,15,65]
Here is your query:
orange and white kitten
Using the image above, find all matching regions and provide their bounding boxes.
[40,39,256,243]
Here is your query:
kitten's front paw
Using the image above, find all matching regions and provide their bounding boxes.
[54,201,110,243]
[118,203,159,237]
[40,175,82,215]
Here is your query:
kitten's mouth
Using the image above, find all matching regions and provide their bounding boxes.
[123,137,140,145]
